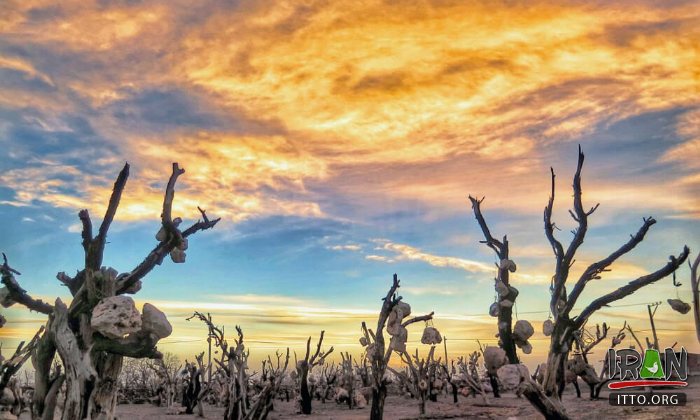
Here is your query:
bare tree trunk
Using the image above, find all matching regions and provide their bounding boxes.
[89,354,123,419]
[469,196,519,364]
[370,385,386,420]
[519,380,569,420]
[32,333,56,418]
[299,366,312,415]
[647,304,660,350]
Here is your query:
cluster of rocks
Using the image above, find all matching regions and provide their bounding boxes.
[386,302,411,352]
[91,296,172,340]
[155,217,188,263]
[489,259,519,318]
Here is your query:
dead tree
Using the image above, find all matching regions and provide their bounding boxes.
[359,273,434,420]
[182,356,205,415]
[0,162,219,420]
[592,322,626,399]
[295,331,333,415]
[399,347,437,416]
[469,196,520,365]
[338,353,354,408]
[147,353,182,408]
[316,361,337,403]
[454,353,489,405]
[0,327,48,416]
[564,321,609,399]
[246,349,290,420]
[518,146,689,419]
[440,360,460,404]
[187,312,250,420]
[0,327,44,395]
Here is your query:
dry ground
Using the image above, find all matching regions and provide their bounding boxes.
[113,377,699,419]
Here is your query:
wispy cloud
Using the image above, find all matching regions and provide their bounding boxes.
[371,239,493,273]
[327,244,362,252]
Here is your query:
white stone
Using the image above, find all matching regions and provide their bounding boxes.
[354,392,367,408]
[141,303,172,339]
[667,298,691,314]
[499,299,514,308]
[170,248,186,263]
[390,326,408,352]
[483,346,508,375]
[155,226,167,242]
[513,320,534,342]
[499,259,517,272]
[386,311,401,336]
[497,364,529,391]
[420,326,442,345]
[91,296,142,339]
[395,301,411,318]
[542,319,554,336]
[495,280,508,296]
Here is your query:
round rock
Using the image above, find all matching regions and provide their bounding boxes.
[91,296,142,339]
[141,303,172,339]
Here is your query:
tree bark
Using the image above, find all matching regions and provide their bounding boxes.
[370,385,386,420]
[519,379,570,420]
[299,366,312,415]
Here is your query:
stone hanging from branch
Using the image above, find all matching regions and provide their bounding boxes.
[542,319,554,336]
[667,298,691,314]
[499,259,517,273]
[512,319,534,354]
[420,325,442,345]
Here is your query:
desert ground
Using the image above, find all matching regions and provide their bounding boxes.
[109,377,700,420]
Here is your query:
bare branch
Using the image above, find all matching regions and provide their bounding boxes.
[1,254,53,315]
[401,312,435,328]
[93,331,162,359]
[78,209,92,253]
[309,331,334,366]
[376,273,401,338]
[115,164,218,294]
[544,167,566,317]
[563,146,590,264]
[468,195,503,255]
[566,216,657,312]
[89,163,129,270]
[0,326,45,392]
[575,246,690,328]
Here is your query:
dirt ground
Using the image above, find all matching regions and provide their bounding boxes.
[114,378,700,419]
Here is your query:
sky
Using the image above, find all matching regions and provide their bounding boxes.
[0,0,698,370]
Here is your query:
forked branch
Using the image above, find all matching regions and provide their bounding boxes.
[575,247,689,328]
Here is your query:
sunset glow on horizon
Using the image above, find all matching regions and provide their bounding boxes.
[1,0,698,369]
